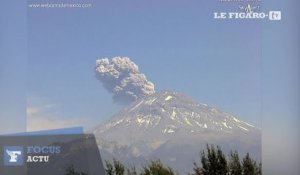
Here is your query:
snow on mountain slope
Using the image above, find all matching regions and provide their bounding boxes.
[91,90,261,173]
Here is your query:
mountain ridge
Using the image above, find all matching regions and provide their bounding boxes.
[91,90,261,174]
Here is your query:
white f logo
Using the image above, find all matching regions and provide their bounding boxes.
[6,150,21,162]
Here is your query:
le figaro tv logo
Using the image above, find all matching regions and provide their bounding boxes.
[214,4,282,21]
[4,146,24,166]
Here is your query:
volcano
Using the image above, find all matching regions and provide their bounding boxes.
[91,90,261,173]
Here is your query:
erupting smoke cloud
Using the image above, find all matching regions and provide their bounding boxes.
[95,57,156,104]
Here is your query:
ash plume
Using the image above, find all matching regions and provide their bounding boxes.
[95,57,155,104]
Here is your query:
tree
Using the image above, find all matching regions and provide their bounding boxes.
[255,162,262,175]
[105,159,125,175]
[199,149,209,175]
[207,145,218,174]
[216,146,228,175]
[191,161,204,175]
[127,165,138,175]
[113,158,125,175]
[65,165,87,175]
[197,144,228,175]
[228,151,242,175]
[141,160,175,175]
[105,160,115,175]
[242,153,256,175]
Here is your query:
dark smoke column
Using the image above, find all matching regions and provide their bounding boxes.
[95,57,156,104]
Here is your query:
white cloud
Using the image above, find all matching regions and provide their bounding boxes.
[27,104,92,132]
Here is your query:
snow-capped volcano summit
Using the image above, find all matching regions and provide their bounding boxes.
[92,90,261,173]
[94,90,256,134]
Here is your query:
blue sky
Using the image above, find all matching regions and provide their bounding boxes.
[27,0,264,129]
[0,1,26,134]
[261,0,300,174]
[0,0,299,173]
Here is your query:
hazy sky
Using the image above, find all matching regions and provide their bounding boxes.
[0,0,299,173]
[0,1,26,134]
[26,0,264,130]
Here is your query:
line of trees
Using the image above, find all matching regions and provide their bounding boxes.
[192,145,261,175]
[106,159,175,175]
[104,145,261,175]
